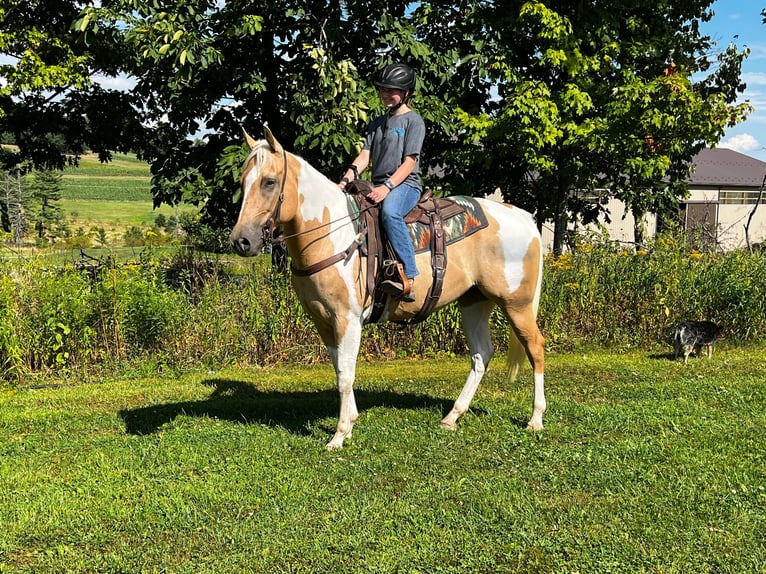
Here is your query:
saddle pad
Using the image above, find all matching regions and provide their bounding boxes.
[410,196,488,253]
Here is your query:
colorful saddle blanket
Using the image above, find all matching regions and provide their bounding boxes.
[409,196,488,253]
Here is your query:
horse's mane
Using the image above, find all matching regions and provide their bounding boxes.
[241,139,274,173]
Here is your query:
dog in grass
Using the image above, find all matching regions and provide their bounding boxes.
[673,321,722,364]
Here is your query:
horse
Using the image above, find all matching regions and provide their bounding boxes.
[230,126,546,449]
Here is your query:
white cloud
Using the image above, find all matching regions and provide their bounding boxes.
[742,72,766,86]
[719,133,762,152]
[92,74,136,92]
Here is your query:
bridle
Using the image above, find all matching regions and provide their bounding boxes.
[252,148,371,277]
[260,147,289,247]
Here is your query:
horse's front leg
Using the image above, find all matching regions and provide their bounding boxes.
[319,320,363,450]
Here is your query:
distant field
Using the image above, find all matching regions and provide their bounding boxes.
[64,199,186,228]
[62,152,152,202]
[55,153,197,242]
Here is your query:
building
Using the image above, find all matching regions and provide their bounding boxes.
[539,147,766,252]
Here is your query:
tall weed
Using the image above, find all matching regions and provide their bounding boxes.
[1,233,765,385]
[541,231,766,350]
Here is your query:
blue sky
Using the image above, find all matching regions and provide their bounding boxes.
[702,1,766,161]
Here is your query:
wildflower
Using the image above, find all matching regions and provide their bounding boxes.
[564,282,579,290]
[657,237,674,248]
[636,249,647,256]
[551,253,574,271]
[689,251,702,260]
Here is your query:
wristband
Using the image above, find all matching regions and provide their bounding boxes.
[383,179,395,190]
[341,177,350,184]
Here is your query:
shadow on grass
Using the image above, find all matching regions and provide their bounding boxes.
[119,378,460,437]
[648,352,677,361]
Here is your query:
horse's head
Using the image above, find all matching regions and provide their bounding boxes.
[230,126,291,257]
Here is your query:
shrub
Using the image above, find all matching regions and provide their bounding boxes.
[123,226,145,247]
[540,230,766,350]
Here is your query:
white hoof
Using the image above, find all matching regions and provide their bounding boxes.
[439,418,457,431]
[326,429,351,450]
[526,420,544,432]
[326,438,344,450]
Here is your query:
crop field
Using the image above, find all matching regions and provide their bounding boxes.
[62,153,152,201]
[55,153,195,241]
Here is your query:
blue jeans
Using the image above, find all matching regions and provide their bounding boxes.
[380,183,420,279]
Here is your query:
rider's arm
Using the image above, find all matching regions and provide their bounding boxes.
[339,150,370,188]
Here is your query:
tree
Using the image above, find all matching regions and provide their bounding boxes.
[0,0,146,171]
[1,168,31,246]
[27,169,64,240]
[1,0,751,257]
[75,0,463,229]
[431,0,750,253]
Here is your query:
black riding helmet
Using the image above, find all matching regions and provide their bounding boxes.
[373,63,416,99]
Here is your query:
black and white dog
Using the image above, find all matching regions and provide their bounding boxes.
[673,321,722,364]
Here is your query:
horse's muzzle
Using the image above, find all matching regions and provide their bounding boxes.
[230,232,261,257]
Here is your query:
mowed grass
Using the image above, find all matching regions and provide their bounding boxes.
[1,349,764,573]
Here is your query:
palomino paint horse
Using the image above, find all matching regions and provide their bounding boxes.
[231,127,546,449]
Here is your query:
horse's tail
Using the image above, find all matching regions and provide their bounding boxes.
[506,330,526,382]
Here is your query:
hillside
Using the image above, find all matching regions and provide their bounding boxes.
[58,153,195,245]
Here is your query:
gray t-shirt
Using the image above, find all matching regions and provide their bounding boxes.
[363,110,425,191]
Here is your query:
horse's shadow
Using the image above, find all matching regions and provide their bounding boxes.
[119,378,460,437]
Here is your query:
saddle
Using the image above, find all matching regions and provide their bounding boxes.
[346,180,467,325]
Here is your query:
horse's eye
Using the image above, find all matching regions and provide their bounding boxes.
[263,177,278,190]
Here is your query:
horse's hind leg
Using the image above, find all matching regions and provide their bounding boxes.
[506,306,546,430]
[440,300,495,430]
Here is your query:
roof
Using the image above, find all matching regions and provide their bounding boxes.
[689,147,766,187]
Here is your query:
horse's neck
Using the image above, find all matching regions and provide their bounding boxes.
[292,158,351,223]
[284,157,357,259]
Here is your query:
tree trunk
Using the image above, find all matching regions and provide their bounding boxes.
[633,209,645,246]
[551,177,569,256]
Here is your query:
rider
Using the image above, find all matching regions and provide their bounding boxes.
[338,62,426,302]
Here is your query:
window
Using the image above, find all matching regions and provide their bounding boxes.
[719,190,763,205]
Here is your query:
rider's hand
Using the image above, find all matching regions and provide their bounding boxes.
[367,185,390,204]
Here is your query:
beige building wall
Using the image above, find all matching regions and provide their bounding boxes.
[538,189,765,253]
[540,196,657,254]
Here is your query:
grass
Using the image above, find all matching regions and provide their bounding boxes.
[63,199,185,228]
[1,348,764,573]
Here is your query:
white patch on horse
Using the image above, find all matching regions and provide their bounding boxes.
[295,159,365,308]
[484,201,535,293]
[238,147,265,215]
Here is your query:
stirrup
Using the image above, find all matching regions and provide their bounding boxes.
[380,278,414,302]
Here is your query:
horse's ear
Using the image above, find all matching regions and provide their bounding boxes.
[242,128,257,150]
[263,126,283,154]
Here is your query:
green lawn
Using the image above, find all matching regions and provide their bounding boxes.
[63,199,185,228]
[1,349,763,572]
